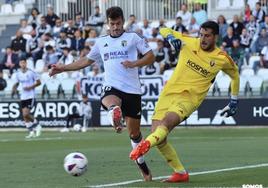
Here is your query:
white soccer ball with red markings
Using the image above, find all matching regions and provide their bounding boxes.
[64,152,88,176]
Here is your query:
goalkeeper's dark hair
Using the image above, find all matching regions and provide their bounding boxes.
[106,6,124,21]
[200,21,219,35]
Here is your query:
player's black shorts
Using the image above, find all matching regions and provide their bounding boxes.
[21,98,35,109]
[100,86,141,119]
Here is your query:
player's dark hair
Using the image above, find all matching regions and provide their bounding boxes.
[200,21,219,35]
[106,6,124,21]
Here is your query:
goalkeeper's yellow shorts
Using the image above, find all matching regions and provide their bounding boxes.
[152,90,198,122]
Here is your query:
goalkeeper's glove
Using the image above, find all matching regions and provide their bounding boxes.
[166,34,182,54]
[220,96,238,117]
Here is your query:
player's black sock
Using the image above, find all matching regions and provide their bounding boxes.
[130,132,142,143]
[136,160,150,175]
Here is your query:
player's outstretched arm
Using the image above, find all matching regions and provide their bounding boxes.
[220,95,238,117]
[49,57,94,76]
[121,50,155,68]
[160,28,182,54]
[220,57,240,117]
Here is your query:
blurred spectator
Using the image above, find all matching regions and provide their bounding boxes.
[11,30,27,57]
[28,8,42,29]
[36,16,51,38]
[240,28,252,48]
[252,2,265,23]
[193,2,207,25]
[56,29,71,53]
[230,15,245,37]
[171,17,187,33]
[65,18,78,39]
[243,4,252,23]
[61,94,92,133]
[248,0,260,10]
[258,15,268,34]
[246,15,259,40]
[227,39,245,72]
[260,0,268,14]
[222,26,240,49]
[45,6,59,28]
[149,28,163,41]
[43,45,58,70]
[186,17,200,37]
[79,46,90,58]
[87,5,105,35]
[71,30,85,52]
[176,3,192,27]
[85,29,97,47]
[58,47,74,65]
[217,15,228,45]
[141,19,152,39]
[82,24,92,39]
[41,33,56,53]
[26,29,43,63]
[253,45,268,72]
[87,63,101,77]
[251,28,268,54]
[125,14,139,32]
[0,46,19,76]
[149,40,168,75]
[240,28,252,63]
[167,48,178,69]
[52,18,63,39]
[0,72,7,91]
[75,12,85,30]
[157,18,167,31]
[19,19,33,40]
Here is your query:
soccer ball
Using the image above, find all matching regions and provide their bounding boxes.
[73,124,82,132]
[63,152,88,176]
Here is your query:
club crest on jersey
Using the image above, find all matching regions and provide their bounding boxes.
[210,60,215,67]
[121,40,127,47]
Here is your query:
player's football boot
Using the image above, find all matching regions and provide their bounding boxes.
[108,106,123,133]
[162,172,189,183]
[135,161,152,181]
[25,131,35,139]
[35,124,42,137]
[60,127,70,133]
[130,140,151,160]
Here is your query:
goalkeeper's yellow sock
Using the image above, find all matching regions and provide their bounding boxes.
[146,126,169,148]
[157,142,186,173]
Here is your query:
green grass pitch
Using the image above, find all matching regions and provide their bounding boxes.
[0,127,267,188]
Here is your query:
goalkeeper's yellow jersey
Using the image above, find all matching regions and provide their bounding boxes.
[160,28,240,105]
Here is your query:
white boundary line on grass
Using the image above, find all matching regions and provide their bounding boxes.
[0,137,64,142]
[86,163,268,188]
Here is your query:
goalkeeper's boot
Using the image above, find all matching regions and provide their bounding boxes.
[130,140,151,160]
[135,161,152,181]
[162,172,189,183]
[108,106,123,133]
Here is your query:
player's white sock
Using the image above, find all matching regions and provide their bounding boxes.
[131,133,145,164]
[25,121,34,131]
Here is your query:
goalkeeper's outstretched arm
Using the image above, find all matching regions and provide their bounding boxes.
[220,57,240,117]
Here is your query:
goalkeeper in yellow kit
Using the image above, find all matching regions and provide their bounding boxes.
[130,21,240,182]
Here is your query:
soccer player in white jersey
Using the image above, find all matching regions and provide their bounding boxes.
[12,58,42,138]
[49,6,155,181]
